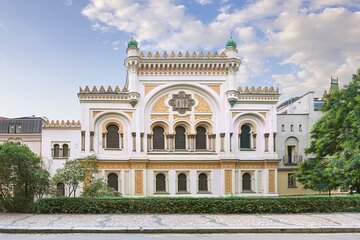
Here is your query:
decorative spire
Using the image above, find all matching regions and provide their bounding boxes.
[225,37,237,49]
[127,37,138,48]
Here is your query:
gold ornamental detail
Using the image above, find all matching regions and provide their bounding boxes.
[194,95,211,113]
[135,170,144,195]
[225,170,232,194]
[152,94,169,112]
[150,114,169,120]
[195,114,212,120]
[268,170,275,193]
[174,114,190,120]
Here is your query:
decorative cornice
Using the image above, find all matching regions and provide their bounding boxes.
[237,86,279,94]
[43,120,81,128]
[226,86,280,106]
[139,51,228,60]
[78,86,139,106]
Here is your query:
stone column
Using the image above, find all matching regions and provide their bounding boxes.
[220,133,225,152]
[252,133,257,150]
[264,133,269,152]
[140,132,144,152]
[89,131,94,151]
[147,134,152,152]
[132,132,136,152]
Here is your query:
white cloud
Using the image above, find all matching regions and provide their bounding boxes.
[196,0,212,5]
[64,0,72,6]
[82,0,360,98]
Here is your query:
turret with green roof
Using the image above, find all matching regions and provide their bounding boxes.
[127,37,138,48]
[225,37,237,49]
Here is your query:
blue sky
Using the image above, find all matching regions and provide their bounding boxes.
[0,0,359,120]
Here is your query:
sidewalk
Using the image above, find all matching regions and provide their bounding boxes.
[0,213,360,234]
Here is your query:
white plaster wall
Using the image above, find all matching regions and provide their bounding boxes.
[42,128,81,175]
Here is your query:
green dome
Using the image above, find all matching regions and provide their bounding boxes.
[127,38,138,48]
[225,37,237,49]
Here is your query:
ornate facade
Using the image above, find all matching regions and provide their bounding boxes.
[42,38,281,196]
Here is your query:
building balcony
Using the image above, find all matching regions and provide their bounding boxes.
[283,155,304,165]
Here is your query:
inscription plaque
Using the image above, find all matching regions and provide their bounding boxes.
[168,91,195,114]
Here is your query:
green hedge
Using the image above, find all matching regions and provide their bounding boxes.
[33,195,360,214]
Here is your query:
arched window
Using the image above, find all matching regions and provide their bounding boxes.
[198,173,208,192]
[240,124,251,149]
[156,173,166,192]
[153,126,165,149]
[106,124,119,149]
[196,126,207,150]
[175,126,186,149]
[56,182,65,196]
[53,144,60,158]
[107,173,119,191]
[242,173,252,191]
[177,173,187,192]
[62,144,69,157]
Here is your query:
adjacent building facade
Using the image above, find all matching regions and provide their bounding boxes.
[0,116,44,156]
[276,77,339,195]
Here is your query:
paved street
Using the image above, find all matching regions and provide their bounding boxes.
[0,213,360,234]
[1,233,360,240]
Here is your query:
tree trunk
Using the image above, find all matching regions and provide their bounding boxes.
[328,189,331,197]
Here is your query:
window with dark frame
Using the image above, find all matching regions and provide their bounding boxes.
[53,144,60,158]
[156,173,166,192]
[107,173,119,191]
[195,126,207,150]
[198,173,208,192]
[242,173,252,191]
[153,126,165,149]
[177,173,187,192]
[62,144,69,157]
[288,173,297,187]
[175,126,186,149]
[240,124,251,149]
[15,124,22,133]
[56,182,65,196]
[106,124,120,149]
[8,124,15,133]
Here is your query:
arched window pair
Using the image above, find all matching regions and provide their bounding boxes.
[239,124,256,150]
[105,124,123,149]
[53,143,70,158]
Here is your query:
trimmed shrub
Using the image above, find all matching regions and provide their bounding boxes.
[33,195,360,214]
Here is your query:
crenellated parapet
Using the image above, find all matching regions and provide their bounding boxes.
[43,120,81,128]
[78,86,140,106]
[139,50,228,59]
[238,86,279,94]
[226,86,280,107]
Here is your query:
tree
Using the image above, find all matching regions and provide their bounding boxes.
[0,142,50,211]
[81,179,121,198]
[52,155,98,197]
[297,68,360,193]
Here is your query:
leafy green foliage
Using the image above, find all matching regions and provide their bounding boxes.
[33,196,360,214]
[298,68,360,193]
[81,179,121,198]
[0,142,50,212]
[52,155,98,197]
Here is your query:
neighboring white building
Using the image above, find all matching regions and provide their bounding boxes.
[42,38,281,197]
[276,78,339,195]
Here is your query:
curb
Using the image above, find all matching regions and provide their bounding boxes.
[1,227,360,234]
